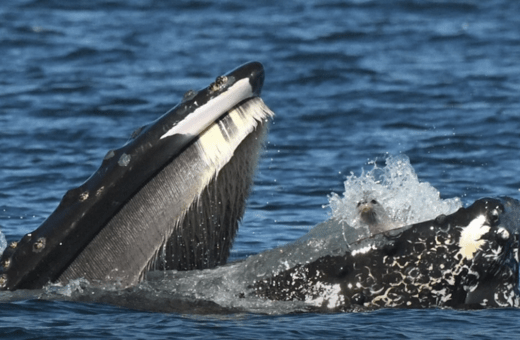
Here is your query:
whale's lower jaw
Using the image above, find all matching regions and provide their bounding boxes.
[58,98,273,286]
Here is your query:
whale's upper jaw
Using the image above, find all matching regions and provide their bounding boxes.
[0,62,273,291]
[157,61,265,140]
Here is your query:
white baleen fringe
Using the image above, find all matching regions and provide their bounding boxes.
[155,96,275,272]
[195,97,275,193]
[59,97,274,286]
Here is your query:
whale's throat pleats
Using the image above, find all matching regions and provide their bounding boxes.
[58,97,274,286]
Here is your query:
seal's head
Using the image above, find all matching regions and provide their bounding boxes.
[356,198,398,235]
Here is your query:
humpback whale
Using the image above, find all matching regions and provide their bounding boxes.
[252,197,520,310]
[1,62,519,312]
[0,62,274,290]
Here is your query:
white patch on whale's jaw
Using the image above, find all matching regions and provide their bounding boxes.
[160,78,253,139]
[457,215,490,261]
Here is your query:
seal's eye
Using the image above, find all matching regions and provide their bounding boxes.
[357,202,361,207]
[371,200,378,205]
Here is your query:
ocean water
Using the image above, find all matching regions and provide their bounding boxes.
[1,0,520,339]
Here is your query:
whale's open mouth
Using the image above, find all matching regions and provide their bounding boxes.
[0,62,275,290]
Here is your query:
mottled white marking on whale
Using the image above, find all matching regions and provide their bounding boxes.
[458,215,489,260]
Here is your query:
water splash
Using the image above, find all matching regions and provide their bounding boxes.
[328,154,462,232]
[0,231,6,254]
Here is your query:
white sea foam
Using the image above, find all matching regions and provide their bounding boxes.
[327,154,462,230]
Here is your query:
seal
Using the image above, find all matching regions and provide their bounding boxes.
[356,198,399,235]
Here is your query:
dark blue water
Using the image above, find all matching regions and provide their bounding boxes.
[2,0,520,338]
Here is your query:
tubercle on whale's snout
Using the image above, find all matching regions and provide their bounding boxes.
[0,242,17,289]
